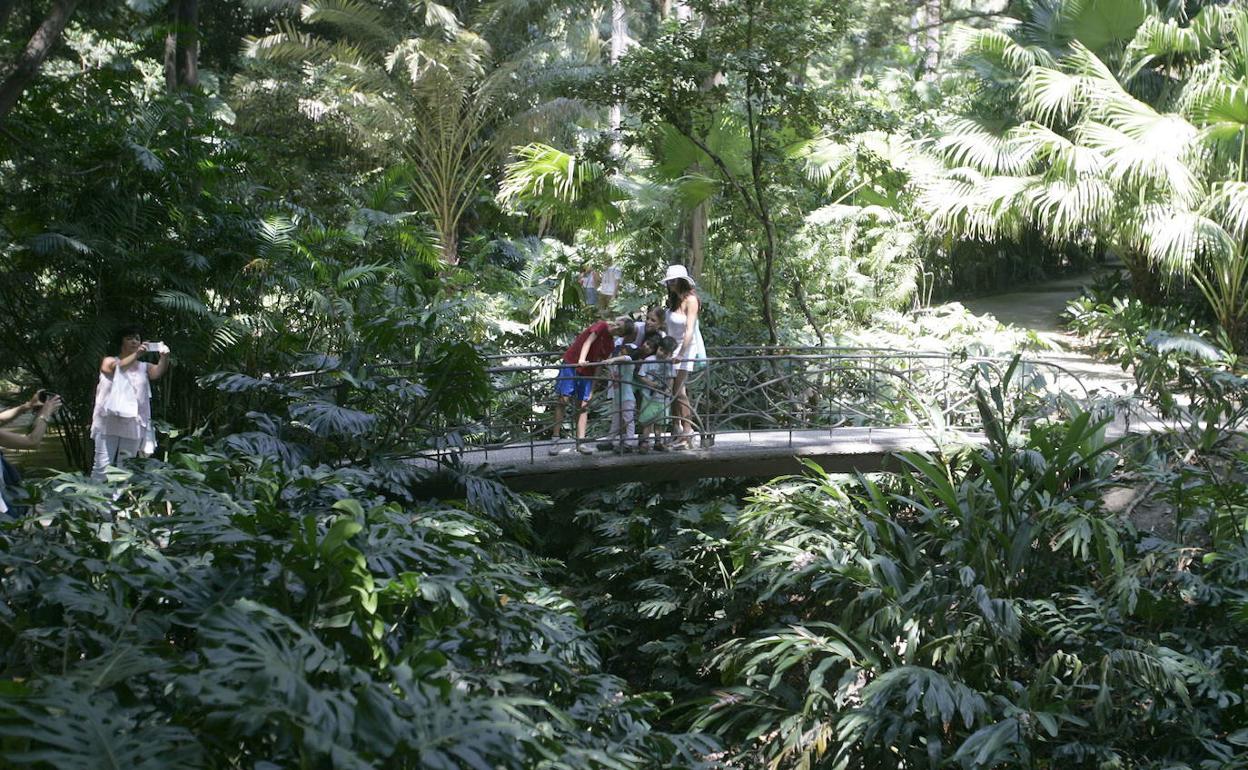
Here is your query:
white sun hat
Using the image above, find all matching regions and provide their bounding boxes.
[660,264,696,286]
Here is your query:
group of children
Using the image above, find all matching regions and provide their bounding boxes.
[550,306,683,455]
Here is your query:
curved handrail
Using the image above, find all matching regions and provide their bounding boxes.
[406,348,1098,464]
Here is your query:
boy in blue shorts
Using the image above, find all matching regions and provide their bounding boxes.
[551,317,636,454]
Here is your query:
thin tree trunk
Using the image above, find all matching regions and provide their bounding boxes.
[923,0,942,77]
[0,0,80,123]
[744,0,778,345]
[609,0,628,153]
[176,0,198,88]
[164,0,199,91]
[0,0,15,31]
[684,6,717,281]
[792,277,825,346]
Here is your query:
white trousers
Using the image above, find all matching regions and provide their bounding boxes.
[608,395,636,440]
[92,434,141,481]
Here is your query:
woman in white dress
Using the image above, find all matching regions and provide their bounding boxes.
[90,325,170,480]
[660,264,705,450]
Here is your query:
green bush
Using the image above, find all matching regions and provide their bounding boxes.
[560,366,1248,769]
[0,372,716,768]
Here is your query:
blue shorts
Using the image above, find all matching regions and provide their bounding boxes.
[555,366,593,402]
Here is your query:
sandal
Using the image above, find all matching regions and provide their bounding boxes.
[667,439,692,451]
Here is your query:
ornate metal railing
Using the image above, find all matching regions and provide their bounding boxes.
[419,347,1096,464]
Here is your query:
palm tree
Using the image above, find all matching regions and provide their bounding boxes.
[928,1,1248,343]
[245,0,546,266]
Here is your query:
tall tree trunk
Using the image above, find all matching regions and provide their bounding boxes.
[687,200,706,279]
[164,0,199,91]
[683,6,717,281]
[744,0,777,345]
[923,0,942,77]
[609,0,628,153]
[0,0,80,124]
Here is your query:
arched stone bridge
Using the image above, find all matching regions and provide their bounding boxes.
[419,347,1146,492]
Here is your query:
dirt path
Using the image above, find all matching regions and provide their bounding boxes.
[959,274,1092,343]
[952,272,1138,399]
[954,273,1181,533]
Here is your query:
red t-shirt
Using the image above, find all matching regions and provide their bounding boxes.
[563,321,614,376]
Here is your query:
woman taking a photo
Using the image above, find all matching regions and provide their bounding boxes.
[0,391,63,451]
[0,391,63,517]
[90,325,170,480]
[660,264,705,450]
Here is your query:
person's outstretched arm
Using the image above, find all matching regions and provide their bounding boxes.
[0,392,42,426]
[149,349,171,381]
[576,333,599,367]
[0,396,61,450]
[101,346,147,376]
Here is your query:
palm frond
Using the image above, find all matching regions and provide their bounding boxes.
[952,26,1045,75]
[1135,204,1235,276]
[423,1,461,34]
[793,136,855,186]
[1205,181,1248,240]
[1022,175,1115,241]
[1077,119,1198,204]
[1007,121,1105,177]
[299,0,394,49]
[937,118,1030,174]
[497,143,605,208]
[1018,66,1085,126]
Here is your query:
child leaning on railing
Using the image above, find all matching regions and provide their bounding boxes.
[634,336,678,453]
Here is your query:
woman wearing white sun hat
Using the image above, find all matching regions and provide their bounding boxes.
[660,264,705,450]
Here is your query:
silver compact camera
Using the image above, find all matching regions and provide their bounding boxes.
[144,341,169,354]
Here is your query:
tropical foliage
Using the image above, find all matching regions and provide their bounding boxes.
[3,0,1246,767]
[933,0,1248,346]
[553,363,1248,768]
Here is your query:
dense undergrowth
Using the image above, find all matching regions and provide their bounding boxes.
[546,358,1248,768]
[3,335,1248,769]
[0,440,714,768]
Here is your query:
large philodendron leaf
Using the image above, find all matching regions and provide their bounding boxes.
[0,681,206,769]
[1060,0,1149,53]
[289,399,379,439]
[189,600,367,759]
[1144,329,1226,362]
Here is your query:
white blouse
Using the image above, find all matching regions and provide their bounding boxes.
[91,360,152,443]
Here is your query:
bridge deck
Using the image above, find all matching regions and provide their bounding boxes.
[432,427,981,492]
[424,413,1170,492]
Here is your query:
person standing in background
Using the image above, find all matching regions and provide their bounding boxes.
[597,263,622,315]
[579,266,599,309]
[90,326,170,480]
